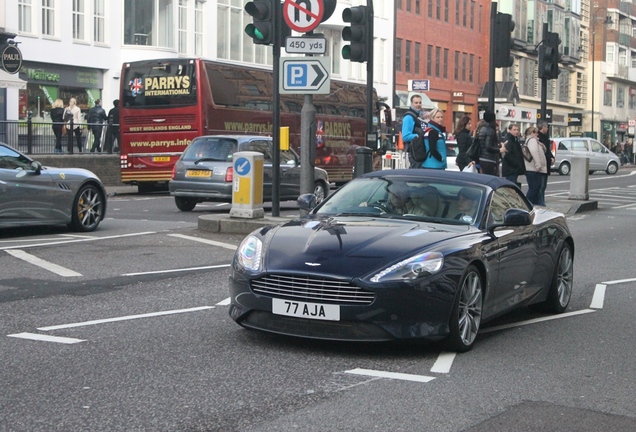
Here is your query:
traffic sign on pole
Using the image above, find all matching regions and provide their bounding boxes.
[280,57,330,94]
[283,0,324,33]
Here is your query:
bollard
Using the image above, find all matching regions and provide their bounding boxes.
[354,147,373,178]
[569,156,589,200]
[26,111,33,154]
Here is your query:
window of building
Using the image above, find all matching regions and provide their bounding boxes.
[629,88,636,110]
[470,1,474,29]
[178,0,187,53]
[445,0,449,21]
[406,40,412,73]
[603,82,613,107]
[428,0,433,18]
[435,46,441,77]
[443,48,448,78]
[520,57,537,97]
[436,0,441,19]
[462,52,466,81]
[396,39,402,72]
[463,0,467,26]
[18,0,33,34]
[558,70,569,103]
[427,45,433,75]
[42,0,55,36]
[376,38,386,83]
[194,0,203,56]
[329,29,341,76]
[415,42,421,74]
[606,44,614,63]
[469,54,474,82]
[616,85,624,108]
[406,0,411,12]
[454,50,459,80]
[216,0,268,64]
[94,0,105,43]
[455,0,460,25]
[124,0,174,48]
[416,0,420,14]
[73,0,85,40]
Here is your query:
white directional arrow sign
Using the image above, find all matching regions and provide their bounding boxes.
[280,57,330,94]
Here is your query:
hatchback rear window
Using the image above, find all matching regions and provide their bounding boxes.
[182,138,237,161]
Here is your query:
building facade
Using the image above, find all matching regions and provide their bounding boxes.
[1,1,394,125]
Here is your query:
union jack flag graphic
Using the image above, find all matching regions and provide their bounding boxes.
[129,78,143,96]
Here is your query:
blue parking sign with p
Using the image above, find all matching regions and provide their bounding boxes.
[287,64,307,86]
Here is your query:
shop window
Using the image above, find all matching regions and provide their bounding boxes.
[124,0,174,49]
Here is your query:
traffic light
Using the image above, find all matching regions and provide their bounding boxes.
[493,13,515,68]
[538,32,561,80]
[342,6,369,63]
[244,0,274,45]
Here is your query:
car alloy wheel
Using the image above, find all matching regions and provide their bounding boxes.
[606,162,619,175]
[558,162,570,176]
[545,244,573,313]
[447,265,483,352]
[313,181,328,204]
[70,184,104,232]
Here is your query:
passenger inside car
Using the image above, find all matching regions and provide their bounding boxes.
[410,186,441,216]
[454,187,480,222]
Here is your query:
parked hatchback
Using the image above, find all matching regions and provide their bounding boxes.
[169,135,330,211]
[551,137,620,175]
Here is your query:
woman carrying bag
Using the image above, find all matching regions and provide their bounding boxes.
[523,126,548,206]
[453,115,476,172]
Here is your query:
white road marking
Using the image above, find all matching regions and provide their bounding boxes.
[430,352,457,374]
[122,264,230,276]
[37,306,215,331]
[480,309,596,334]
[345,368,435,383]
[5,249,82,277]
[7,332,85,344]
[168,233,237,250]
[590,284,606,309]
[216,297,231,306]
[603,277,636,284]
[0,231,156,251]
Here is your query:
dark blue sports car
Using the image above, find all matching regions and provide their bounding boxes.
[229,169,574,352]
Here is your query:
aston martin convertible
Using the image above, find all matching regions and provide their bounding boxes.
[0,143,107,232]
[229,169,574,352]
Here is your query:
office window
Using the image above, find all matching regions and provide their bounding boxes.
[445,0,449,21]
[454,50,459,80]
[415,42,421,73]
[428,0,433,17]
[435,46,441,77]
[406,40,412,73]
[216,0,268,64]
[427,45,433,75]
[436,0,441,19]
[617,85,624,108]
[42,0,55,36]
[463,0,467,26]
[470,1,474,29]
[178,0,187,53]
[407,0,411,12]
[73,0,85,40]
[603,82,613,106]
[396,39,402,72]
[19,0,33,33]
[469,54,474,82]
[194,0,203,56]
[629,88,636,110]
[124,0,175,49]
[94,0,105,42]
[455,0,460,25]
[462,52,467,81]
[330,29,341,75]
[416,0,420,14]
[444,48,448,78]
[606,45,614,63]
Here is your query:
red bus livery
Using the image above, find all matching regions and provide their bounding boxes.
[119,58,376,191]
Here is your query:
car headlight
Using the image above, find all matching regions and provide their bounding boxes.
[370,252,444,283]
[236,235,263,272]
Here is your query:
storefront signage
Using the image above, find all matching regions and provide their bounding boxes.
[452,91,464,102]
[567,113,582,126]
[1,43,22,74]
[408,79,430,91]
[495,104,536,122]
[19,61,103,89]
[27,68,60,82]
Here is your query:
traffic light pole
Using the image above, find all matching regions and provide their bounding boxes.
[487,2,496,113]
[366,0,374,138]
[271,0,281,217]
[540,23,548,124]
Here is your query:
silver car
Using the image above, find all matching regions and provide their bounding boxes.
[552,137,620,175]
[169,135,330,211]
[0,143,107,231]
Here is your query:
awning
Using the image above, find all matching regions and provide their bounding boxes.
[395,90,437,110]
[478,81,519,105]
[0,69,27,89]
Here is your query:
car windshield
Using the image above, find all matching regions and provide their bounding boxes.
[316,177,485,225]
[181,138,237,162]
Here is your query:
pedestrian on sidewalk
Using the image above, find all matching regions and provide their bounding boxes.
[523,126,548,206]
[501,123,525,186]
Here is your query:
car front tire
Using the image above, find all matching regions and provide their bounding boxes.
[446,265,483,352]
[175,196,197,211]
[69,184,104,232]
[606,162,619,175]
[313,181,329,204]
[541,244,573,313]
[558,162,570,176]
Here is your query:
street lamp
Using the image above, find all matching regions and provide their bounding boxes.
[590,8,613,140]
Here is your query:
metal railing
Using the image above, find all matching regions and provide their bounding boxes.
[0,115,120,155]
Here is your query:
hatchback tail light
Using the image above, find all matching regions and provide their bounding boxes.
[171,164,177,179]
[225,167,233,182]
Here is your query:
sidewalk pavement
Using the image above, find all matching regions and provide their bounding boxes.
[105,184,599,236]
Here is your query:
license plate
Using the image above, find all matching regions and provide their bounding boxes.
[153,156,171,162]
[272,298,340,321]
[186,170,212,178]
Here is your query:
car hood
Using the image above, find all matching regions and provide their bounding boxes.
[263,216,470,278]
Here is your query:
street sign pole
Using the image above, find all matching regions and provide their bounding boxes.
[272,0,281,216]
[366,0,374,143]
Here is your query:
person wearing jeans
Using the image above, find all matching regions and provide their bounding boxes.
[523,126,548,206]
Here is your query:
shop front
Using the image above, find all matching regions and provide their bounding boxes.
[17,62,103,120]
[550,111,568,138]
[495,104,536,134]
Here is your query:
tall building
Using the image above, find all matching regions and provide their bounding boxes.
[0,1,394,125]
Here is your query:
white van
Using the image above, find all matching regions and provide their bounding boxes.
[551,137,620,175]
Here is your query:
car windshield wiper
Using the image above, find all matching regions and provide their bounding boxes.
[194,157,225,164]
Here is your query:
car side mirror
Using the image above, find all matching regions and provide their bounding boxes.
[297,193,317,211]
[30,161,42,174]
[488,208,532,232]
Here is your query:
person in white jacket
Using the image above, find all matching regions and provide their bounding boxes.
[523,126,547,206]
[64,97,84,153]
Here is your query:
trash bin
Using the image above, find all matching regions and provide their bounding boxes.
[354,146,373,178]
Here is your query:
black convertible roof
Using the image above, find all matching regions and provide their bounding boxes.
[361,169,515,190]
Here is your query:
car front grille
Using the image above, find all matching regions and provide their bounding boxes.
[251,275,375,305]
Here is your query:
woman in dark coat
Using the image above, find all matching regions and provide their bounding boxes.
[453,115,474,171]
[50,98,65,153]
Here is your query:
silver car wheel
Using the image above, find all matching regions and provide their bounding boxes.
[606,162,619,175]
[313,181,328,204]
[71,184,103,232]
[555,246,573,308]
[457,270,483,347]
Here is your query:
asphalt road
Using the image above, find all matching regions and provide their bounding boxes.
[1,170,636,431]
